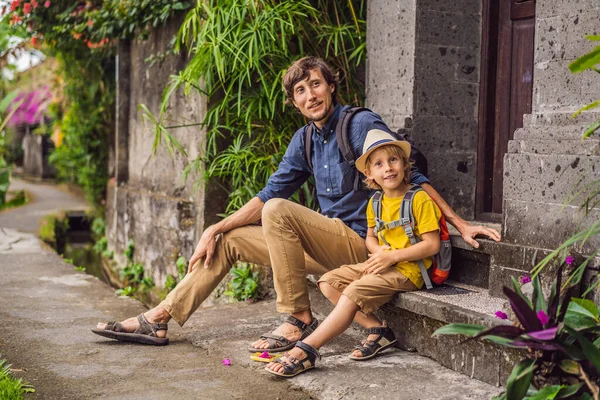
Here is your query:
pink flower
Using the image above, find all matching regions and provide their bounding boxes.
[222,358,231,366]
[31,0,38,8]
[10,0,21,11]
[537,310,549,326]
[259,351,270,358]
[520,275,531,284]
[495,311,508,320]
[22,2,31,13]
[43,0,50,7]
[87,19,93,27]
[565,256,575,266]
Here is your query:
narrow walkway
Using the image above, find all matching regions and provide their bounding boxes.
[0,180,503,399]
[0,178,89,234]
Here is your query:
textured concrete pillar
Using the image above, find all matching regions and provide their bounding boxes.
[503,0,600,252]
[366,0,482,218]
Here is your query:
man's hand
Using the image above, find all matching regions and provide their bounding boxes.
[188,226,218,273]
[363,245,398,275]
[459,224,501,249]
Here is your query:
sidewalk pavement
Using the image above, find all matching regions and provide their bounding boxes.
[0,180,503,399]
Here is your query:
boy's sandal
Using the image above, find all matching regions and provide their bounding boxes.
[265,341,321,378]
[349,325,397,361]
[91,313,169,346]
[248,316,319,352]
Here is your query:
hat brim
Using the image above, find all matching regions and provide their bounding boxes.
[355,140,411,172]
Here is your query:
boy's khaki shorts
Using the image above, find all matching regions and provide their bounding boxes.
[318,263,417,314]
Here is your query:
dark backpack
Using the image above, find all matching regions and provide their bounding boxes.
[304,106,429,192]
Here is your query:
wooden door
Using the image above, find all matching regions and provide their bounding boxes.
[477,0,536,218]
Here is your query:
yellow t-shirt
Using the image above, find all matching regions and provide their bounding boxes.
[366,190,441,289]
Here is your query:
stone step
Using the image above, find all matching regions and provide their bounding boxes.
[514,124,593,140]
[508,138,600,156]
[525,111,600,128]
[309,278,521,387]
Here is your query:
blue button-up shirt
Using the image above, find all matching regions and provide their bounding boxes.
[257,104,430,238]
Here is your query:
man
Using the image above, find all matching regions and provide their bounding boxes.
[93,57,500,347]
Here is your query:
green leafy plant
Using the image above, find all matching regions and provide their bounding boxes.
[434,261,599,399]
[38,213,69,246]
[224,262,260,302]
[115,286,136,297]
[164,274,177,292]
[93,236,108,254]
[0,359,35,399]
[124,239,135,263]
[176,256,187,281]
[74,266,86,272]
[146,0,367,214]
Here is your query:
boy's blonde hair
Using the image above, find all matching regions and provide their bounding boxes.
[363,144,412,190]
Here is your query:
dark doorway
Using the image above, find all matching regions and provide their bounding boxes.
[477,0,535,219]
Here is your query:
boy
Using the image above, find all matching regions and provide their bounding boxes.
[265,129,442,377]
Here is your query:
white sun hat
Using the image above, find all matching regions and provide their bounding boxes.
[355,129,411,172]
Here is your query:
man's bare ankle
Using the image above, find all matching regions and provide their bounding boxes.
[289,310,313,326]
[147,306,171,323]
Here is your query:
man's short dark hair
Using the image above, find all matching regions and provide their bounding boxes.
[282,56,339,106]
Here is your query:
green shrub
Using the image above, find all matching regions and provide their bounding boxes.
[38,213,69,246]
[0,359,34,399]
[224,262,260,302]
[164,274,177,292]
[115,286,136,297]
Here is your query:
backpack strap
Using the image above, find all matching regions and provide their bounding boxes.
[304,106,371,189]
[304,124,314,171]
[399,185,433,289]
[371,191,391,247]
[336,106,370,191]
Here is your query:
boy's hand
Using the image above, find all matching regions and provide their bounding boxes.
[363,245,398,275]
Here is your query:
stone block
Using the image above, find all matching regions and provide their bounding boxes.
[412,115,479,152]
[415,79,479,117]
[537,0,600,19]
[366,47,415,119]
[528,110,600,127]
[367,0,415,49]
[508,138,600,156]
[416,9,481,48]
[513,124,591,140]
[533,60,600,114]
[503,199,600,253]
[503,152,600,205]
[425,151,477,218]
[450,247,490,288]
[415,44,480,84]
[418,0,481,15]
[534,15,568,64]
[564,9,600,60]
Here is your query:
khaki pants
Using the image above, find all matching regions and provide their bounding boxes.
[318,263,417,314]
[161,198,368,325]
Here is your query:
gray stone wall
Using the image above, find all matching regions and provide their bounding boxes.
[503,1,600,253]
[366,0,481,218]
[106,16,212,287]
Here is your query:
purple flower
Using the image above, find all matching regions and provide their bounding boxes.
[537,310,549,326]
[565,256,575,266]
[495,311,508,320]
[520,275,531,284]
[222,358,231,366]
[259,351,270,359]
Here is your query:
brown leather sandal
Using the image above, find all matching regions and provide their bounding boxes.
[91,313,169,346]
[248,316,319,352]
